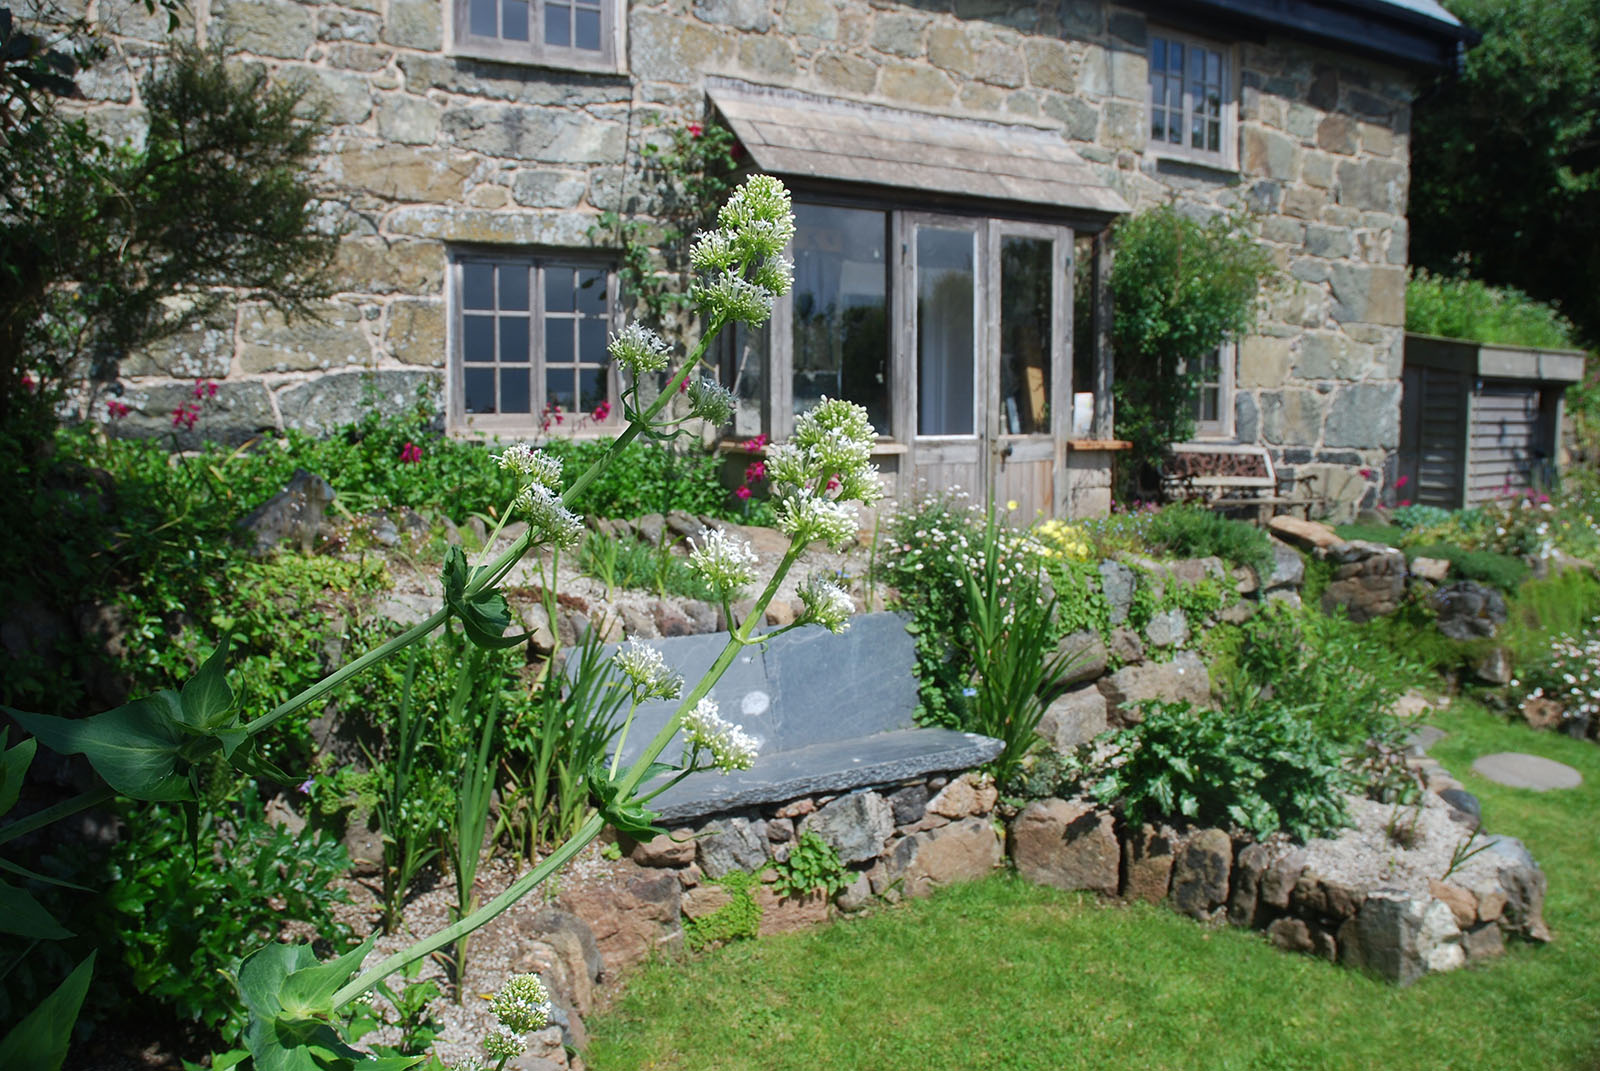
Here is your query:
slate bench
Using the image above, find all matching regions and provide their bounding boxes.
[1162,442,1322,524]
[583,613,1004,824]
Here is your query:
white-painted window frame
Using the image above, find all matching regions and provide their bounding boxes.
[1147,28,1239,170]
[452,0,625,75]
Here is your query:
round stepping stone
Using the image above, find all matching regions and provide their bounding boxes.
[1471,752,1583,791]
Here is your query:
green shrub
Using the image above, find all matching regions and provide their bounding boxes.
[1406,268,1582,350]
[1333,523,1406,547]
[1405,543,1530,592]
[1041,557,1113,639]
[1390,504,1454,531]
[577,532,717,601]
[1139,503,1274,576]
[1092,699,1352,841]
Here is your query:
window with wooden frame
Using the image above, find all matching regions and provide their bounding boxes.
[1189,342,1236,440]
[454,0,621,72]
[450,254,618,434]
[1147,30,1236,168]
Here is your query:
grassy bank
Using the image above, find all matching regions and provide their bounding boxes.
[585,702,1600,1071]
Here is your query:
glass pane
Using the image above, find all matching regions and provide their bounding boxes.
[579,318,607,364]
[498,264,528,310]
[502,0,528,40]
[469,0,497,38]
[545,2,570,47]
[1151,105,1165,142]
[723,322,768,438]
[463,262,494,309]
[464,368,495,413]
[1151,38,1165,71]
[791,203,891,435]
[1191,112,1205,149]
[916,226,976,437]
[1201,387,1219,424]
[999,236,1053,436]
[544,267,574,313]
[1170,42,1183,76]
[574,6,600,50]
[500,316,529,363]
[1206,50,1221,85]
[576,268,607,314]
[1208,119,1221,152]
[546,369,575,411]
[545,318,572,366]
[463,315,495,362]
[501,367,531,413]
[578,368,606,412]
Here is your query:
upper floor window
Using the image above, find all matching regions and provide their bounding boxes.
[1148,31,1235,168]
[454,0,620,72]
[451,254,617,434]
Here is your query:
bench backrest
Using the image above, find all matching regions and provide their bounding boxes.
[579,612,919,766]
[1165,442,1278,491]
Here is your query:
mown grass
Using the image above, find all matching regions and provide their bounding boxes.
[585,703,1600,1071]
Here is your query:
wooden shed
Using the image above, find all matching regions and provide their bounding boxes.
[1398,334,1586,509]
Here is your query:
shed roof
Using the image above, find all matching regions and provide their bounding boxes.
[707,79,1131,219]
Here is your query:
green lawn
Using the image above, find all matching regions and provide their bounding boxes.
[584,704,1600,1071]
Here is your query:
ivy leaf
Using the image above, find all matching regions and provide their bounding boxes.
[439,546,527,650]
[7,695,191,801]
[0,879,73,939]
[0,953,94,1071]
[178,636,235,731]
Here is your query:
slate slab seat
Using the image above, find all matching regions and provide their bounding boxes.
[584,612,1003,823]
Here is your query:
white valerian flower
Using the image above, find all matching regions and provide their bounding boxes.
[752,251,794,297]
[717,175,795,255]
[681,696,759,772]
[493,443,563,489]
[796,574,854,634]
[774,488,859,549]
[689,228,740,273]
[690,272,775,325]
[608,321,672,375]
[489,973,552,1034]
[513,482,584,548]
[483,1029,525,1061]
[685,376,737,425]
[687,526,758,597]
[615,636,683,701]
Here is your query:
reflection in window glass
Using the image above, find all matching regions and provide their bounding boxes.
[791,204,890,435]
[999,236,1053,435]
[722,321,768,439]
[916,226,976,437]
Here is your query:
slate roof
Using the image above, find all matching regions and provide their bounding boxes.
[707,79,1131,218]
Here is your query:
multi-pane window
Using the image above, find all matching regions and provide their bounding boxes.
[455,0,616,70]
[1188,344,1235,439]
[792,204,892,435]
[454,256,614,432]
[1148,32,1233,166]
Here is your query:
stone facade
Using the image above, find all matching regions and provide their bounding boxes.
[70,0,1417,515]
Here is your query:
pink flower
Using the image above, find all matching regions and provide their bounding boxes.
[171,403,200,430]
[1359,468,1375,480]
[826,474,840,492]
[1393,474,1409,489]
[591,399,612,422]
[399,441,423,464]
[193,379,218,400]
[686,121,703,138]
[744,460,765,483]
[106,399,131,419]
[1398,499,1412,508]
[743,434,768,452]
[735,485,752,501]
[20,374,35,392]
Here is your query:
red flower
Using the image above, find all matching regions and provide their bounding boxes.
[399,441,423,464]
[194,379,218,399]
[171,403,200,430]
[1393,474,1409,489]
[1359,468,1375,480]
[686,121,703,139]
[591,399,612,422]
[826,474,840,492]
[744,460,766,483]
[1398,499,1412,508]
[20,374,35,392]
[735,485,752,501]
[107,399,131,419]
[743,434,768,452]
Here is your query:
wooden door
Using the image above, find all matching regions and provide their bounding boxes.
[903,213,987,504]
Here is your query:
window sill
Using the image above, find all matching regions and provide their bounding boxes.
[450,43,626,77]
[1145,150,1242,182]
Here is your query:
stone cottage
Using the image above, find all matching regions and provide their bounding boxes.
[74,0,1470,520]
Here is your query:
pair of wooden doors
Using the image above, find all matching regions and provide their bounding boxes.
[897,214,1074,522]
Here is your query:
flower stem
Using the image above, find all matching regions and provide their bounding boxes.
[0,785,115,847]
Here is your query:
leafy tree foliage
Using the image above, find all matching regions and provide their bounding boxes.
[1,10,335,441]
[1107,204,1273,496]
[1410,0,1600,347]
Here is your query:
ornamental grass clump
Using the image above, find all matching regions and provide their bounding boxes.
[0,175,887,1068]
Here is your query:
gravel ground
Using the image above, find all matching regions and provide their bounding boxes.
[1297,791,1503,894]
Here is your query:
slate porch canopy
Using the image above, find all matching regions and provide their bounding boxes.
[706,78,1132,220]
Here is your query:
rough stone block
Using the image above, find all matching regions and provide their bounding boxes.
[754,886,830,935]
[1098,650,1210,723]
[1171,828,1232,919]
[1337,891,1464,985]
[630,829,697,868]
[1012,798,1118,895]
[1229,842,1271,926]
[888,816,1002,898]
[1121,822,1177,903]
[799,790,893,865]
[1036,685,1108,753]
[1055,630,1108,685]
[696,816,769,878]
[240,302,369,374]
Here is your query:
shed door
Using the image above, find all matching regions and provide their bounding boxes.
[1468,381,1545,504]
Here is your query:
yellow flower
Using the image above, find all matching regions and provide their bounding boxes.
[1006,499,1019,511]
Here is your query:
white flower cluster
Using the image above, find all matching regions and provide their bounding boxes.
[686,377,737,425]
[774,489,859,549]
[489,973,552,1034]
[493,442,563,488]
[615,636,683,701]
[607,321,672,376]
[495,442,584,548]
[687,526,759,598]
[689,174,795,326]
[764,397,882,550]
[682,696,759,772]
[483,1028,524,1061]
[796,574,854,634]
[1520,619,1600,720]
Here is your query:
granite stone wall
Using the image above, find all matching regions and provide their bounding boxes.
[65,1,1412,514]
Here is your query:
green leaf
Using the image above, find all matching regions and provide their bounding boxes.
[0,879,73,939]
[179,635,236,731]
[589,763,668,839]
[279,935,374,1020]
[0,856,91,891]
[439,546,527,650]
[0,729,35,817]
[227,737,296,785]
[0,953,94,1071]
[7,696,192,801]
